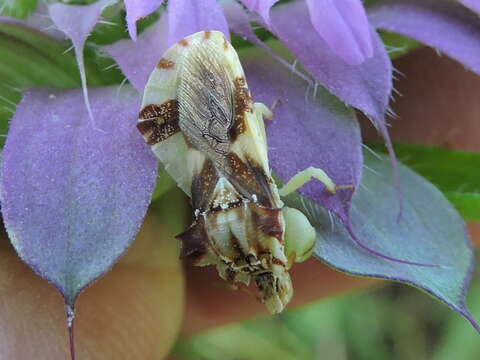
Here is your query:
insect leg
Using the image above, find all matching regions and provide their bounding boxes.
[270,99,282,113]
[252,102,272,148]
[254,102,274,120]
[279,167,354,196]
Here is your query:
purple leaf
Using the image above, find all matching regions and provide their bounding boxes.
[241,48,362,221]
[284,151,480,333]
[305,0,373,65]
[167,0,229,46]
[458,0,480,14]
[124,0,164,41]
[0,86,157,326]
[48,0,113,127]
[239,0,279,25]
[368,0,480,75]
[104,12,169,92]
[269,0,392,139]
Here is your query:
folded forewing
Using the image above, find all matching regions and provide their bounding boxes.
[139,30,279,208]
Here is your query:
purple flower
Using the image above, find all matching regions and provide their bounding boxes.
[241,0,373,65]
[124,0,230,45]
[125,0,373,65]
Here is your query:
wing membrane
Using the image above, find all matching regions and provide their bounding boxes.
[178,45,235,161]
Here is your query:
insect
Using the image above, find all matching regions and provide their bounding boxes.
[137,30,340,313]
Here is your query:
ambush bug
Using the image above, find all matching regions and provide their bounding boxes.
[137,30,341,313]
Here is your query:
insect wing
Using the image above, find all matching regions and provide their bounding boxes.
[139,31,275,205]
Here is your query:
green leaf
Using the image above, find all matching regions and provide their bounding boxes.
[370,143,480,221]
[379,31,421,59]
[0,0,37,19]
[174,275,480,359]
[0,20,124,87]
[151,166,177,201]
[0,21,80,88]
[174,314,313,360]
[89,6,161,46]
[88,6,129,45]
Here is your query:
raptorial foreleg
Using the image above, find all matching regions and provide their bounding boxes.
[279,167,354,196]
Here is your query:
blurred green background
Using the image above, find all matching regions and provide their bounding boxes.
[173,265,480,360]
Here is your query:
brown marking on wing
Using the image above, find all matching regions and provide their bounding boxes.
[137,100,179,145]
[229,77,253,141]
[179,38,189,46]
[137,120,179,145]
[191,159,220,211]
[203,30,212,39]
[139,101,177,120]
[224,153,275,207]
[157,58,175,69]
